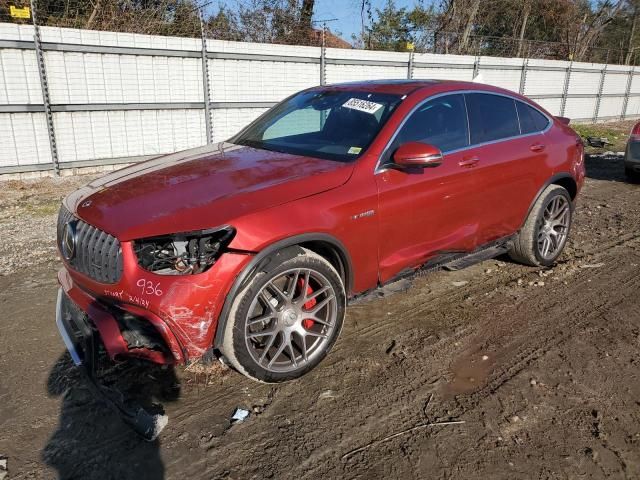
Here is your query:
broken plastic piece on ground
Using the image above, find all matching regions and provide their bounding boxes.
[318,390,337,400]
[0,456,7,480]
[85,370,169,441]
[231,408,250,423]
[585,136,612,148]
[123,409,168,442]
[81,364,169,441]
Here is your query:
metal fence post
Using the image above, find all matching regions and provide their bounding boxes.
[199,9,213,145]
[560,60,573,117]
[320,24,326,86]
[518,57,528,94]
[472,54,480,79]
[407,49,414,79]
[30,0,59,174]
[621,65,635,120]
[593,58,608,122]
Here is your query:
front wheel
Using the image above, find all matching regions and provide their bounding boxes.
[509,184,573,267]
[221,247,346,383]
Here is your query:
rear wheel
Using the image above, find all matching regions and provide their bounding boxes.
[509,185,572,267]
[626,167,639,181]
[221,247,346,383]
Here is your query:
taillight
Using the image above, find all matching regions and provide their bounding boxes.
[630,122,640,141]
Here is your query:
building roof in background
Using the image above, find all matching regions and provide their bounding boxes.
[309,28,352,49]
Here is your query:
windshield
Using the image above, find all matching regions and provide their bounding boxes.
[232,89,404,162]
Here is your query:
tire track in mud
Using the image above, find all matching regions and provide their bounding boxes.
[337,269,512,356]
[352,227,640,366]
[328,207,640,451]
[335,247,640,475]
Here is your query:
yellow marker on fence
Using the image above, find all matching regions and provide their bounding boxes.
[9,6,31,19]
[406,42,415,51]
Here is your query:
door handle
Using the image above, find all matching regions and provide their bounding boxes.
[459,156,479,167]
[530,143,546,152]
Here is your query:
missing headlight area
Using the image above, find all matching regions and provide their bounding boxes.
[134,227,235,275]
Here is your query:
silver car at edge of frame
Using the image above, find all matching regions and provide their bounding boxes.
[625,121,640,180]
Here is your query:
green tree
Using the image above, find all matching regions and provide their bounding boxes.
[206,3,242,41]
[359,0,435,52]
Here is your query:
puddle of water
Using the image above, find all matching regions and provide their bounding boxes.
[443,350,495,397]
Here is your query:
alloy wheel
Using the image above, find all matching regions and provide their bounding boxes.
[244,268,338,373]
[537,195,570,260]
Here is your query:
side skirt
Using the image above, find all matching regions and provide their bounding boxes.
[349,235,514,304]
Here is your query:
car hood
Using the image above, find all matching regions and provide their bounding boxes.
[65,143,354,241]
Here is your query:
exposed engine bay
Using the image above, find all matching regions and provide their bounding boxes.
[134,228,235,275]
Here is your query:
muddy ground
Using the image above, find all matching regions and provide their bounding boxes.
[1,139,640,479]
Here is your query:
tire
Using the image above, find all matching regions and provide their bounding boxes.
[626,167,639,181]
[509,184,573,267]
[221,247,346,383]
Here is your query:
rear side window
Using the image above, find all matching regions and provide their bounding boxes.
[516,101,550,134]
[393,93,469,152]
[466,93,519,144]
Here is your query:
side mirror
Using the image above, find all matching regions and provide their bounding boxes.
[393,142,443,168]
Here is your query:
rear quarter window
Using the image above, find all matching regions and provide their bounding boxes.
[516,101,550,134]
[466,93,519,144]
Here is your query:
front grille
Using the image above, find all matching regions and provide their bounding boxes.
[57,205,123,284]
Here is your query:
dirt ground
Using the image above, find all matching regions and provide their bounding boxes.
[1,133,640,479]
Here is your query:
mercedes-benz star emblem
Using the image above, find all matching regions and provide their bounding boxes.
[61,221,77,261]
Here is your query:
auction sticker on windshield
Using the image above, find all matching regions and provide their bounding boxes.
[342,98,384,115]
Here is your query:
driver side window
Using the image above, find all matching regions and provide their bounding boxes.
[391,93,469,155]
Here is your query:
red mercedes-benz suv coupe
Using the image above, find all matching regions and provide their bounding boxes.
[56,80,584,383]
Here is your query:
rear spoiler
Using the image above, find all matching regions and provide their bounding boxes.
[556,116,571,125]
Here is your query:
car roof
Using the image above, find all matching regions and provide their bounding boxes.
[312,79,515,97]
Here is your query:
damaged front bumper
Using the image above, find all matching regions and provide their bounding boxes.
[58,269,179,364]
[57,248,253,365]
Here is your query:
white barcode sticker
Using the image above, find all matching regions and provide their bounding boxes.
[342,98,383,115]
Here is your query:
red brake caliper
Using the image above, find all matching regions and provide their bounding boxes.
[298,278,316,330]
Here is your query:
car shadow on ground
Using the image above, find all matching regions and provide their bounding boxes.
[584,152,638,183]
[42,353,180,480]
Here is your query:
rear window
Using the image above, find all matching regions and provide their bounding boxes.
[516,101,550,134]
[466,93,519,144]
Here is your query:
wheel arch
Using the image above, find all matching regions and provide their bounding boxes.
[551,175,578,200]
[521,173,577,230]
[214,233,353,348]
